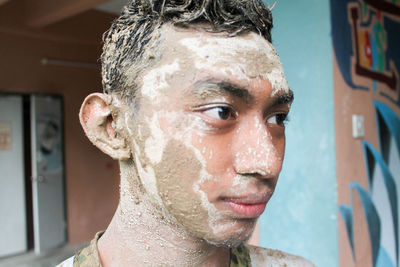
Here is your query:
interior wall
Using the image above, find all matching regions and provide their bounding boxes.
[259,1,338,266]
[0,4,119,244]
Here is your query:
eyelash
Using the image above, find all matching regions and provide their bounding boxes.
[192,103,236,116]
[202,106,237,120]
[192,104,289,127]
[266,113,289,126]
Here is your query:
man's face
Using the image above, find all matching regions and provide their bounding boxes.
[125,24,292,246]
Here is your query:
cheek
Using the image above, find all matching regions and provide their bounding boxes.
[154,139,214,235]
[272,135,286,177]
[272,129,286,161]
[191,134,233,174]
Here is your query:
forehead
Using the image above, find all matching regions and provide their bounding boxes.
[139,24,290,100]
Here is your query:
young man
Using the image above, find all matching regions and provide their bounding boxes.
[59,0,314,266]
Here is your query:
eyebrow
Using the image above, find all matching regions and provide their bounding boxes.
[191,81,254,104]
[191,80,294,106]
[274,90,294,106]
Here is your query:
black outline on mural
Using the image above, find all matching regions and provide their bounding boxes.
[364,0,400,16]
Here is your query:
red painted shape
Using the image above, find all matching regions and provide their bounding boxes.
[364,31,372,67]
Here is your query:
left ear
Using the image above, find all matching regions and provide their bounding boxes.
[79,93,131,160]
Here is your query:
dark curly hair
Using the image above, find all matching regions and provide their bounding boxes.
[101,0,274,100]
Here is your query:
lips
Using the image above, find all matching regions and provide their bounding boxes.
[220,193,272,218]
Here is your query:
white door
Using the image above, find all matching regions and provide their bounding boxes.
[31,95,66,253]
[0,95,27,257]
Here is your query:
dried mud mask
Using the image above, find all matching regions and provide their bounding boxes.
[178,31,290,96]
[117,24,289,248]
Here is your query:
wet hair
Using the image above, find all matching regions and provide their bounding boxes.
[101,0,274,99]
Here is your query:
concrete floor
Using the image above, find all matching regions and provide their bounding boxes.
[0,243,87,267]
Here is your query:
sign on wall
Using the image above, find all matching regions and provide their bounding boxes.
[0,122,11,150]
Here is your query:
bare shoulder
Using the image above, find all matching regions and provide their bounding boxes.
[246,245,315,267]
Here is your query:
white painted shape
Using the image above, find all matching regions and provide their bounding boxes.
[387,136,400,265]
[31,95,66,253]
[352,114,364,138]
[0,95,27,257]
[371,161,396,265]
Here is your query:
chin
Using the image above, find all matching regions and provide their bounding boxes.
[202,218,257,247]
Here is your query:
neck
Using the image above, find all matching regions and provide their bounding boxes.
[98,160,230,267]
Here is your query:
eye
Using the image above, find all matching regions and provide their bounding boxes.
[266,113,288,126]
[202,106,236,121]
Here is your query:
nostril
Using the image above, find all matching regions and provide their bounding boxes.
[234,166,274,178]
[233,145,279,176]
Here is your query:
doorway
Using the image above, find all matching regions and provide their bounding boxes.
[0,93,67,258]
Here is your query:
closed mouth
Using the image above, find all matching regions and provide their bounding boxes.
[219,193,272,218]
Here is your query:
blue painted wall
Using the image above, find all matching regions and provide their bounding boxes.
[259,1,338,266]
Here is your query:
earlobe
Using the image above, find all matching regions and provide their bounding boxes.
[79,93,131,160]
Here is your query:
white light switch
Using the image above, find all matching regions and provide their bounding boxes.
[352,114,364,138]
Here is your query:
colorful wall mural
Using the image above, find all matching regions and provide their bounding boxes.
[331,0,400,266]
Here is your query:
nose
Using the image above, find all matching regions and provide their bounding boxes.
[232,116,283,178]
